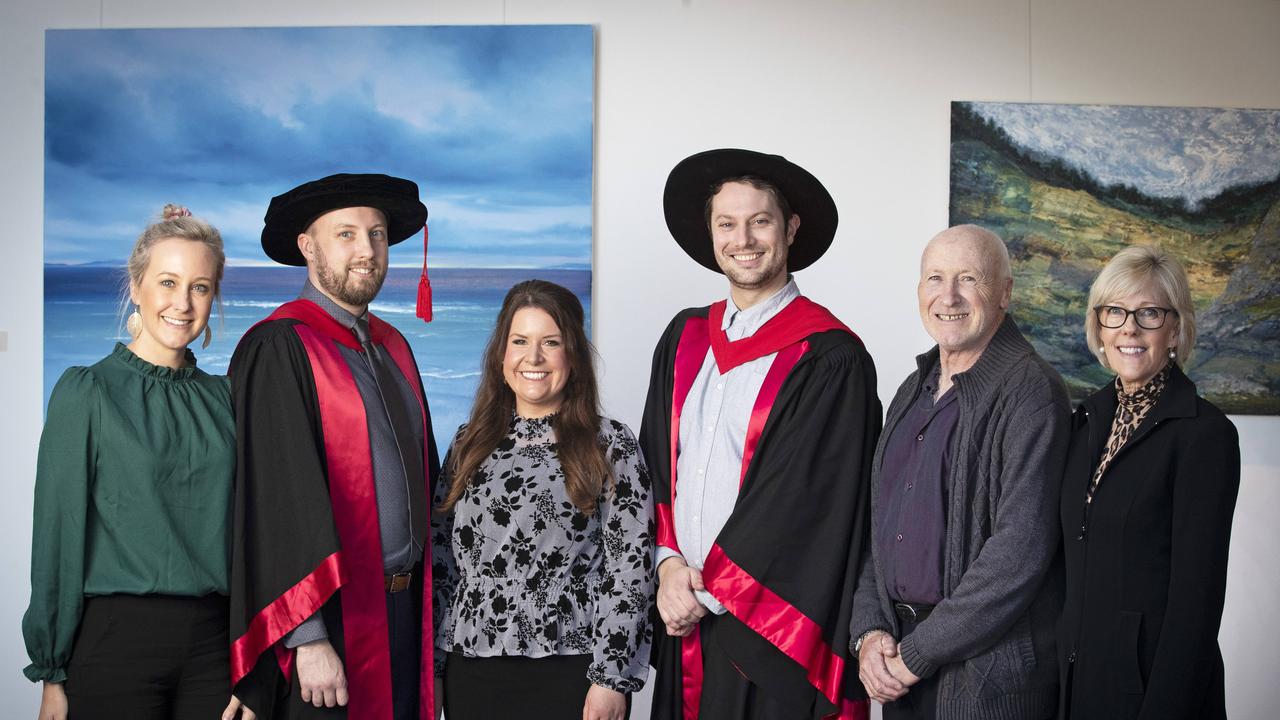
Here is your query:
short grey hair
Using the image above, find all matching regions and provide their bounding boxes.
[1085,244,1196,368]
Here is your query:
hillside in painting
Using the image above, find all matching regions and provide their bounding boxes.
[949,103,1280,413]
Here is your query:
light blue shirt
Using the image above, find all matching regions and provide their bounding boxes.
[657,278,800,613]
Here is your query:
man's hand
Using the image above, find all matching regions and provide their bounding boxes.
[221,695,257,720]
[582,684,627,720]
[656,556,708,637]
[296,639,349,708]
[885,650,922,689]
[857,630,909,704]
[37,681,67,720]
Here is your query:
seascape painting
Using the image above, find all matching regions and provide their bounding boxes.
[44,25,595,449]
[950,101,1280,414]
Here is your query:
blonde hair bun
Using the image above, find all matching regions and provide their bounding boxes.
[161,204,193,221]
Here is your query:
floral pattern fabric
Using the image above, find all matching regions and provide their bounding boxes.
[431,414,654,693]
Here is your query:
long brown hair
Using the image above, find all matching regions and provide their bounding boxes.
[439,280,611,515]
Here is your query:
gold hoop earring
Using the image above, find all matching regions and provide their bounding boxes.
[126,307,142,337]
[202,325,212,349]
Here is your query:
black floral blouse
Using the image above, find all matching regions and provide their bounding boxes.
[431,414,654,693]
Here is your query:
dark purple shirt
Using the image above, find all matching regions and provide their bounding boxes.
[877,363,958,606]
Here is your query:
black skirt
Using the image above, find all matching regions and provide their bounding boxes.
[444,652,631,719]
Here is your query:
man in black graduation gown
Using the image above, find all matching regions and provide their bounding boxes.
[227,174,439,720]
[642,149,881,719]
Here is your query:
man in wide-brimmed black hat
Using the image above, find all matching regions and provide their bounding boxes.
[640,149,881,719]
[227,173,440,720]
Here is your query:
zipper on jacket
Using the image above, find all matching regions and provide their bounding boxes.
[1076,408,1092,541]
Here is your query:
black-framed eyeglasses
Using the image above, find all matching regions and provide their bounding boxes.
[1094,305,1177,330]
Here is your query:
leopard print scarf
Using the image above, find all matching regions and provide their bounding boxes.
[1086,363,1171,503]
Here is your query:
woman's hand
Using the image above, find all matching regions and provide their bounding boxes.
[221,695,257,720]
[37,681,67,720]
[582,683,626,720]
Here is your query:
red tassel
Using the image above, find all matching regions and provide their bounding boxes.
[416,275,432,322]
[416,225,433,322]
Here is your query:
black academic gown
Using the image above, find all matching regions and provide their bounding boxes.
[642,303,881,720]
[228,301,440,719]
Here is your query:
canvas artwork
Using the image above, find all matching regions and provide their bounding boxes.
[950,101,1280,414]
[43,25,595,449]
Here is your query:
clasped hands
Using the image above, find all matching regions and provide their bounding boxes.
[658,557,923,706]
[857,630,921,705]
[656,557,709,637]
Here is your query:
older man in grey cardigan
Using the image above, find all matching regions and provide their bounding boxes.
[850,224,1070,720]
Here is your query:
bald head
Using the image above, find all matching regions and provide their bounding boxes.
[917,224,1013,365]
[921,224,1010,284]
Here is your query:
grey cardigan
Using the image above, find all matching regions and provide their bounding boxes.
[851,315,1070,720]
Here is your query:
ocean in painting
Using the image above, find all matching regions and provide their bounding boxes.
[44,265,591,455]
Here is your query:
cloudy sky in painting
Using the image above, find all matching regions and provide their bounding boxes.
[44,25,593,267]
[969,102,1280,206]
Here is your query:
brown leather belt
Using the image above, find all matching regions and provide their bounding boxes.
[385,571,412,593]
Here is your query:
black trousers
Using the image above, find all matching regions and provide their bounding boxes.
[697,615,801,720]
[444,652,631,720]
[282,586,422,720]
[64,594,230,720]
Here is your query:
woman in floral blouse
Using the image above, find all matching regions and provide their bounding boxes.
[432,279,654,720]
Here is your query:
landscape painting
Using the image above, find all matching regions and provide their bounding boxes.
[950,101,1280,414]
[44,25,594,448]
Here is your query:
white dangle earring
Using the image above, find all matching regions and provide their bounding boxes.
[126,305,142,337]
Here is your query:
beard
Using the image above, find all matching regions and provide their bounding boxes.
[313,245,386,309]
[717,249,789,294]
[723,263,784,291]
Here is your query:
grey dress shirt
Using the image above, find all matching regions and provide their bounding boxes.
[656,278,799,613]
[285,281,425,647]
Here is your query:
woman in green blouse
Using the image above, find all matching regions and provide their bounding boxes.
[23,206,246,719]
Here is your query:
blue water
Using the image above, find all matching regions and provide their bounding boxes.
[43,265,592,456]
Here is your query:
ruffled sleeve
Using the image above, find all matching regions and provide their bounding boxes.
[22,367,98,683]
[586,420,655,693]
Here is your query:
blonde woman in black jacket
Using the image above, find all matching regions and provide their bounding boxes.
[1058,245,1240,720]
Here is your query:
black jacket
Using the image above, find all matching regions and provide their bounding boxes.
[1058,365,1239,720]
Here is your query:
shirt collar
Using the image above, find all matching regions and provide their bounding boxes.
[721,276,800,339]
[300,279,366,331]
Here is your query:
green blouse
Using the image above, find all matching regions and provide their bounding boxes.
[22,343,234,683]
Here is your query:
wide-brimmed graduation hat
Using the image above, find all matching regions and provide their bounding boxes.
[260,173,428,267]
[662,148,838,273]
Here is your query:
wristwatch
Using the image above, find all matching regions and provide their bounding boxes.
[854,628,887,654]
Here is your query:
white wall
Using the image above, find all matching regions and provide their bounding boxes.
[1,1,1277,717]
